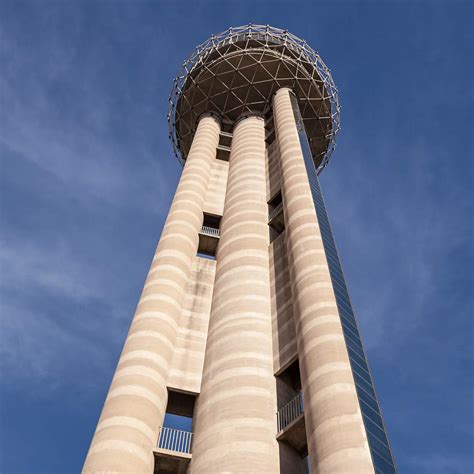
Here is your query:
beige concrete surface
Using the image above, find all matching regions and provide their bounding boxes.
[265,138,281,202]
[203,158,229,217]
[82,115,220,474]
[167,256,216,394]
[273,88,374,474]
[190,116,279,473]
[270,233,298,374]
[85,88,379,474]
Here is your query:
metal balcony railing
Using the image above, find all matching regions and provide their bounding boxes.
[200,225,220,238]
[277,392,304,432]
[157,427,193,454]
[268,201,283,223]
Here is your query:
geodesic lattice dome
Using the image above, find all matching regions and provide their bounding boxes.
[168,24,340,171]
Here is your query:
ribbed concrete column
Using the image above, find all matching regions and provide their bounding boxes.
[83,115,220,474]
[191,116,278,473]
[273,88,373,474]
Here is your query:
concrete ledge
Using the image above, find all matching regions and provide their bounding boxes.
[153,448,191,474]
[276,413,308,456]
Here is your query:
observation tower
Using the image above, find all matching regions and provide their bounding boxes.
[83,25,396,474]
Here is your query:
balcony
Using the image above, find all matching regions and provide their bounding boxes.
[276,392,307,456]
[153,427,193,474]
[200,225,220,238]
[268,201,283,223]
[197,224,220,259]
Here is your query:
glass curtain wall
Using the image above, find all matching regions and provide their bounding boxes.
[288,92,397,474]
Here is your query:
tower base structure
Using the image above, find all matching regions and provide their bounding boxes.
[83,25,396,474]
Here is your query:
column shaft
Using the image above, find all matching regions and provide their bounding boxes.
[83,115,220,473]
[191,116,278,472]
[273,88,374,473]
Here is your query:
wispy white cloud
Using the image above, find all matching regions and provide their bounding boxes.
[0,78,170,212]
[404,453,473,474]
[1,238,107,302]
[0,235,131,397]
[0,22,174,213]
[0,13,175,400]
[322,130,471,356]
[0,299,111,397]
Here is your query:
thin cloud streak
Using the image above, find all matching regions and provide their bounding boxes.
[0,234,131,396]
[0,17,174,213]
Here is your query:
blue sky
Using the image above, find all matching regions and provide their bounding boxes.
[1,1,472,472]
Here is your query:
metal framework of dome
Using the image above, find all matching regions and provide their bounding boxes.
[168,24,340,172]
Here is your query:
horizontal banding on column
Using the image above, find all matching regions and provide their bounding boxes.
[273,87,373,473]
[191,114,277,472]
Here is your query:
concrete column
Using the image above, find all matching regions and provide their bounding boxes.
[191,116,278,472]
[273,88,374,474]
[83,115,220,473]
